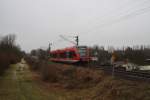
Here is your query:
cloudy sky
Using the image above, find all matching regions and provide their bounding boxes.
[0,0,150,52]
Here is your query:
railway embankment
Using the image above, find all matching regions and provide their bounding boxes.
[25,57,150,100]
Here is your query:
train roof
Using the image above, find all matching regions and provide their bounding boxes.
[50,46,87,53]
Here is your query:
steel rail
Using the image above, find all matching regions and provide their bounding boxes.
[95,66,150,81]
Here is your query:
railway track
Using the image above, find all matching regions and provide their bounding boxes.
[62,63,150,81]
[95,66,150,81]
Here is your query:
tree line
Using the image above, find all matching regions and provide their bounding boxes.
[0,34,23,75]
[90,45,150,65]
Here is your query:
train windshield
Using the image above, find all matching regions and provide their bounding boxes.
[77,46,87,57]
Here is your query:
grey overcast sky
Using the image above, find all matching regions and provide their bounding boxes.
[0,0,150,52]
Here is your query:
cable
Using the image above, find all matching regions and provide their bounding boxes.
[59,35,76,45]
[81,0,150,34]
[82,3,150,34]
[84,0,150,27]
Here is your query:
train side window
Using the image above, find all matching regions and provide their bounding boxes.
[63,52,66,58]
[58,52,66,58]
[60,53,63,58]
[60,52,66,58]
[57,53,60,58]
[54,54,57,58]
[51,54,54,58]
[50,53,53,57]
[66,51,69,58]
[63,51,76,58]
[51,53,56,58]
[69,51,76,58]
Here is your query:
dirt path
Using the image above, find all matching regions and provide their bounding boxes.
[0,61,60,100]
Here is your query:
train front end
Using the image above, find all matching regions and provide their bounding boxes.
[77,46,92,62]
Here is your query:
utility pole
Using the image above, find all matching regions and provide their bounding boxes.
[48,43,52,58]
[75,36,79,46]
[111,51,116,78]
[49,43,51,52]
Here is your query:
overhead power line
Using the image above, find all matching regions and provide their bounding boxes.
[59,35,76,45]
[83,5,150,34]
[84,0,150,27]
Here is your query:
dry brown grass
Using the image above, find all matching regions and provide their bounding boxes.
[26,58,150,100]
[91,77,150,100]
[75,67,104,83]
[46,64,104,89]
[26,58,104,89]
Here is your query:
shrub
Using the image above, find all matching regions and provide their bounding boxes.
[40,62,59,82]
[0,34,22,75]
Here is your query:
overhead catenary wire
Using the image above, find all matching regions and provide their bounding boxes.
[59,35,76,45]
[82,2,150,35]
[52,0,150,48]
[87,0,150,25]
[81,0,150,34]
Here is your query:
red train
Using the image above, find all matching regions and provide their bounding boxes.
[50,46,94,63]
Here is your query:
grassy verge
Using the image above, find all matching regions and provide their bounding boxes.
[0,63,64,100]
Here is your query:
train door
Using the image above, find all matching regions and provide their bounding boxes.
[66,51,69,60]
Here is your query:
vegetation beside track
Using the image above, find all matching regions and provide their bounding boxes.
[0,34,23,75]
[25,57,150,100]
[0,58,150,100]
[0,63,64,100]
